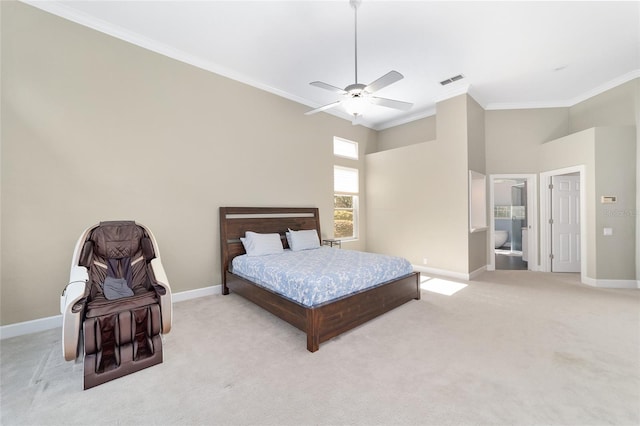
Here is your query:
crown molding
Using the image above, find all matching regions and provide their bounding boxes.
[485,69,640,111]
[484,99,572,111]
[567,69,640,106]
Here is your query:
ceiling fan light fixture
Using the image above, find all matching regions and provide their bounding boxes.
[343,94,367,116]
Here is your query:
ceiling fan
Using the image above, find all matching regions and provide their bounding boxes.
[305,0,413,120]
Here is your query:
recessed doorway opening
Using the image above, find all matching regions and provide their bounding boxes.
[488,174,538,271]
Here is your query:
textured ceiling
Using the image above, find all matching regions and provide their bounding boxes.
[25,1,640,130]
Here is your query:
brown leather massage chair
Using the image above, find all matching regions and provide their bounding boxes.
[60,221,172,389]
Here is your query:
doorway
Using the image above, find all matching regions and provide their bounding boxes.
[488,174,537,271]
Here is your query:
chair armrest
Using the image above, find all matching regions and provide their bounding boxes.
[150,258,172,334]
[61,264,88,314]
[69,265,89,286]
[61,280,87,361]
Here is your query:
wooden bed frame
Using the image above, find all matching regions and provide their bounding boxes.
[219,206,420,352]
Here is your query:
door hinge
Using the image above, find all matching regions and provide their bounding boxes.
[549,253,554,260]
[549,183,553,189]
[549,218,554,224]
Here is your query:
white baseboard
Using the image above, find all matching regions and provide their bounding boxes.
[0,315,63,340]
[582,276,639,289]
[0,285,221,340]
[415,265,640,288]
[171,285,220,302]
[468,265,487,280]
[412,265,485,281]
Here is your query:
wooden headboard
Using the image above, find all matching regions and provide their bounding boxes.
[219,207,321,285]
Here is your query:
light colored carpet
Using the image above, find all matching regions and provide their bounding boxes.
[1,271,639,426]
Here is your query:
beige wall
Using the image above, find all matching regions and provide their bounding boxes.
[594,127,636,280]
[367,94,485,275]
[1,1,376,325]
[466,96,487,272]
[366,142,440,265]
[376,115,436,152]
[636,80,640,280]
[539,127,636,281]
[569,80,639,281]
[569,80,638,133]
[433,95,473,273]
[485,108,570,174]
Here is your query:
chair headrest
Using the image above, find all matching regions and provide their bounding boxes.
[91,221,144,259]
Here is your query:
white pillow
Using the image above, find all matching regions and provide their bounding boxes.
[241,231,284,256]
[287,228,320,251]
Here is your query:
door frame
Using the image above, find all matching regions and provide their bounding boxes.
[488,174,538,271]
[539,165,587,276]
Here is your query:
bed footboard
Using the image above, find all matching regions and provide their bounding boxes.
[306,272,420,352]
[226,271,420,352]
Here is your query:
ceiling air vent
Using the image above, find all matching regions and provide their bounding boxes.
[439,74,464,86]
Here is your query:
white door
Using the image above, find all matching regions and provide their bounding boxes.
[551,175,580,272]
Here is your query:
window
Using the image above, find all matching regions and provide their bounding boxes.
[333,137,359,240]
[333,137,358,160]
[334,166,358,240]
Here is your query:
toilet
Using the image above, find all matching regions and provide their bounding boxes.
[495,230,508,248]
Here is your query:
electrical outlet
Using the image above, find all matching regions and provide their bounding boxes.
[423,258,428,265]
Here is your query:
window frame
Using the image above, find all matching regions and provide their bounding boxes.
[333,137,359,160]
[333,165,359,241]
[333,194,359,241]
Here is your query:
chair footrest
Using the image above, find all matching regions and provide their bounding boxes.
[83,304,164,389]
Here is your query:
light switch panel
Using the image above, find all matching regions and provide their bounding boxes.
[603,227,613,236]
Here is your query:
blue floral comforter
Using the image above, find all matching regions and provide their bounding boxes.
[231,246,413,307]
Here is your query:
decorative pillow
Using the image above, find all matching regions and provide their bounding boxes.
[288,228,320,251]
[241,231,284,256]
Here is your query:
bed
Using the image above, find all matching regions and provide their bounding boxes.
[219,206,421,352]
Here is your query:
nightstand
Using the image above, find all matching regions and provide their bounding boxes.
[322,239,342,248]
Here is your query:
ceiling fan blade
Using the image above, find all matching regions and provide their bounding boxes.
[305,100,342,115]
[365,70,404,93]
[310,81,347,94]
[370,96,413,111]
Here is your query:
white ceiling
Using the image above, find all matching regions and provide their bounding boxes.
[25,0,640,130]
